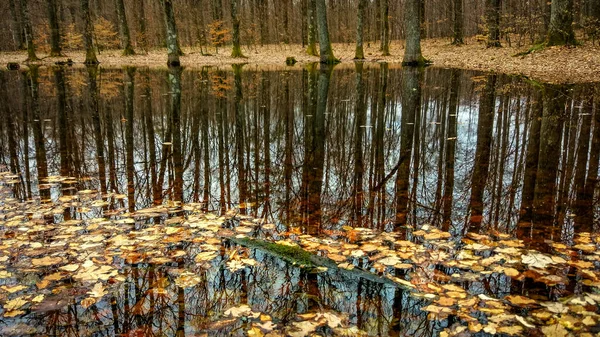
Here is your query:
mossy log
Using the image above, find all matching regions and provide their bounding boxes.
[229,237,414,292]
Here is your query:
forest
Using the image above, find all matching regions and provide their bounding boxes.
[0,0,600,337]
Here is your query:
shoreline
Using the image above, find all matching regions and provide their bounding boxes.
[1,37,599,84]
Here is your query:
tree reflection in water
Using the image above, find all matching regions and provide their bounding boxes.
[0,64,599,335]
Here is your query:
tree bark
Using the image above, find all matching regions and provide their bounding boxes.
[486,0,502,47]
[136,0,148,53]
[452,0,464,45]
[81,0,98,64]
[547,0,576,46]
[380,0,390,55]
[47,0,62,56]
[315,0,338,63]
[354,0,366,59]
[9,0,25,50]
[403,0,426,65]
[306,0,318,55]
[162,0,180,66]
[115,0,135,55]
[17,0,39,61]
[230,0,244,57]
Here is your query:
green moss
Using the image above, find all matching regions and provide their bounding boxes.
[234,237,316,266]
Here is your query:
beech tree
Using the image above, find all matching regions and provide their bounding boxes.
[452,0,464,45]
[380,0,390,55]
[47,0,62,56]
[81,0,98,64]
[486,0,502,47]
[230,0,244,57]
[17,0,38,61]
[547,0,577,46]
[315,0,337,63]
[115,0,135,55]
[306,0,318,56]
[162,0,180,66]
[354,0,366,59]
[403,0,427,65]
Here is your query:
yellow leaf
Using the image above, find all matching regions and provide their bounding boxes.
[32,256,63,267]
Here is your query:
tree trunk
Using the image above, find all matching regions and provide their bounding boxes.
[381,0,390,55]
[403,0,426,65]
[452,0,464,45]
[306,0,318,55]
[9,0,25,50]
[136,0,148,53]
[17,0,39,61]
[486,0,502,47]
[115,0,135,55]
[354,0,366,59]
[230,0,244,57]
[315,0,338,63]
[162,0,180,66]
[81,0,98,64]
[47,0,62,56]
[547,0,576,46]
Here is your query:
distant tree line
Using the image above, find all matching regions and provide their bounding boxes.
[2,0,599,64]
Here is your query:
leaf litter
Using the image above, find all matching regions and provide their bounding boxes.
[0,171,600,336]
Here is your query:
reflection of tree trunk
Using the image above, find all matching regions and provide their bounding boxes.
[21,77,31,198]
[284,74,293,224]
[217,96,227,212]
[201,70,211,210]
[87,66,107,193]
[395,66,421,231]
[2,77,21,198]
[442,70,459,231]
[169,66,184,203]
[519,89,543,230]
[467,75,496,234]
[233,65,247,213]
[582,90,600,230]
[57,67,71,214]
[125,67,136,211]
[29,67,48,187]
[142,70,158,203]
[574,89,594,232]
[353,63,367,225]
[532,84,567,239]
[300,64,330,235]
[370,64,388,229]
[262,73,272,219]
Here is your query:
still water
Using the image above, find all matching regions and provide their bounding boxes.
[0,64,598,336]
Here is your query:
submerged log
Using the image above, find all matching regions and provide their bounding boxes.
[228,236,415,292]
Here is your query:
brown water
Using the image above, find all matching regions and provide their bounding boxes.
[0,64,599,336]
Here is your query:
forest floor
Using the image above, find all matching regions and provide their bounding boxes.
[1,37,599,83]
